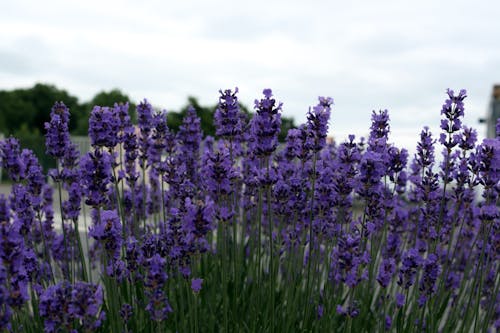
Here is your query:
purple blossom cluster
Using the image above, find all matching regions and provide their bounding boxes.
[39,281,104,332]
[44,102,71,158]
[0,88,498,332]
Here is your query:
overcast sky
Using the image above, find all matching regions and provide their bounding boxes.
[1,0,499,150]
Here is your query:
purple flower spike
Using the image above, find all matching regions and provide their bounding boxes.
[377,258,396,288]
[439,88,467,148]
[137,99,154,164]
[0,138,25,182]
[215,88,244,139]
[80,150,112,207]
[44,102,71,158]
[385,315,392,330]
[177,106,202,182]
[263,88,273,98]
[191,278,203,293]
[418,254,441,306]
[89,106,120,148]
[120,303,133,323]
[396,293,405,307]
[249,89,282,157]
[306,96,333,152]
[89,209,122,261]
[145,254,172,321]
[317,304,324,319]
[39,282,104,332]
[398,248,422,289]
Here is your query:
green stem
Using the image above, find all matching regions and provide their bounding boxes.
[305,151,318,327]
[56,159,70,281]
[73,219,88,282]
[266,157,275,333]
[142,160,147,231]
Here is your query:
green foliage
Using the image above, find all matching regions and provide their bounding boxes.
[0,91,37,134]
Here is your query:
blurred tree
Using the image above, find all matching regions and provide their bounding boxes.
[0,91,37,134]
[279,116,296,142]
[0,83,81,134]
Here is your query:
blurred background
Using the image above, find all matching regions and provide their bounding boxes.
[1,0,499,176]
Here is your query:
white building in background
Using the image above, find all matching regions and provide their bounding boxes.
[481,85,500,138]
[71,136,92,156]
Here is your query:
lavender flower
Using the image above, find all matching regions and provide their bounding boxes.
[282,128,303,160]
[458,126,477,151]
[414,127,436,169]
[10,184,34,236]
[0,138,25,182]
[368,109,390,154]
[439,89,466,149]
[44,101,71,158]
[39,282,73,332]
[177,106,202,182]
[120,303,133,323]
[377,258,396,288]
[144,254,172,321]
[115,102,132,142]
[89,105,120,149]
[330,234,370,288]
[80,150,112,207]
[398,248,422,289]
[191,278,203,293]
[39,281,104,332]
[418,254,441,306]
[0,261,11,330]
[396,293,405,307]
[249,89,282,157]
[202,146,236,197]
[89,209,122,263]
[182,197,215,254]
[68,282,105,330]
[137,99,154,164]
[21,149,45,210]
[306,96,333,152]
[385,315,392,330]
[215,88,244,139]
[476,138,500,190]
[149,110,168,168]
[62,182,82,221]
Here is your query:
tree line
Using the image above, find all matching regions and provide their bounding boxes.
[0,83,296,174]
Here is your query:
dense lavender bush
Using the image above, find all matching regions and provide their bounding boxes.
[0,88,498,332]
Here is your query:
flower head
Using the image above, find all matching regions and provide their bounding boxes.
[306,96,333,152]
[44,102,71,158]
[191,278,203,293]
[215,88,244,139]
[249,89,282,157]
[89,106,120,148]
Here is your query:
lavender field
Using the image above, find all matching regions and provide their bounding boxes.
[0,88,498,332]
